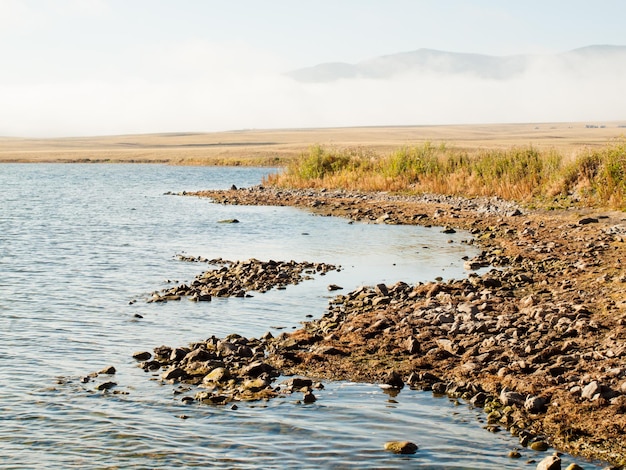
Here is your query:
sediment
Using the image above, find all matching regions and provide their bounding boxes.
[160,186,626,466]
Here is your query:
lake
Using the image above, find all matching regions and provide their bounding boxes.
[0,164,602,469]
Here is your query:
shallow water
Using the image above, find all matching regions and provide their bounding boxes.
[0,164,603,469]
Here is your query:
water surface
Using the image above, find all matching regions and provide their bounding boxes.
[0,164,602,469]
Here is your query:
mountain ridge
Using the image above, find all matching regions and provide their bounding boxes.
[287,45,626,83]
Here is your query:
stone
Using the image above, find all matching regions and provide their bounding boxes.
[581,381,601,400]
[384,371,404,390]
[525,395,548,414]
[327,284,343,291]
[530,441,550,451]
[218,219,240,223]
[384,441,418,454]
[303,391,317,403]
[162,367,187,381]
[500,388,526,406]
[203,367,230,383]
[405,336,421,354]
[564,464,584,470]
[133,351,152,361]
[99,366,116,375]
[470,392,488,407]
[96,381,117,391]
[536,454,561,470]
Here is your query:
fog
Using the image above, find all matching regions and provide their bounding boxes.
[1,44,625,137]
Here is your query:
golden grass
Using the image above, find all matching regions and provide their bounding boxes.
[1,122,625,164]
[265,139,626,209]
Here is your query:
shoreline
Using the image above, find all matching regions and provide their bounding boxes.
[188,186,626,466]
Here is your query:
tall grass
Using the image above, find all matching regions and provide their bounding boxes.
[264,140,626,209]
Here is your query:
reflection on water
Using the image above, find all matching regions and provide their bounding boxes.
[0,164,603,469]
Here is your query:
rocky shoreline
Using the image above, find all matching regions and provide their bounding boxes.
[139,185,626,467]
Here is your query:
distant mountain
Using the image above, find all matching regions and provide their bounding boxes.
[287,45,626,83]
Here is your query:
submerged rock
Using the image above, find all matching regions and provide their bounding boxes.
[384,441,418,454]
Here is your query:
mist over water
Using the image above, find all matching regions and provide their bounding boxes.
[2,45,625,137]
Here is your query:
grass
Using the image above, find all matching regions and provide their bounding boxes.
[264,140,626,209]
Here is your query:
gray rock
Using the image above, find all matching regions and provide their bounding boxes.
[525,395,547,414]
[581,380,601,400]
[500,388,526,406]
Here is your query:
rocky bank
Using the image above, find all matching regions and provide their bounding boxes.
[134,185,626,467]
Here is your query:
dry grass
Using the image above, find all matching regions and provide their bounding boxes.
[1,122,625,164]
[266,139,626,209]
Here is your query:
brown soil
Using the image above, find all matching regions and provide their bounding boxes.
[189,186,626,466]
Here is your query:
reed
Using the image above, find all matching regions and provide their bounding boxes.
[264,141,626,209]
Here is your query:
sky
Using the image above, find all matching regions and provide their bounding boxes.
[1,0,626,137]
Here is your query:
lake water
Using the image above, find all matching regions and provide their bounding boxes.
[0,164,603,469]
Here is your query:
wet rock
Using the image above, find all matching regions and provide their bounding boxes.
[303,391,317,403]
[218,219,239,223]
[133,351,152,361]
[95,381,117,391]
[241,361,277,378]
[383,371,404,390]
[564,464,583,470]
[99,366,116,375]
[536,454,561,470]
[530,441,550,451]
[384,441,418,454]
[203,367,230,383]
[162,367,187,381]
[148,258,339,302]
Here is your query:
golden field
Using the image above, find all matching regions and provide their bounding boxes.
[1,122,625,165]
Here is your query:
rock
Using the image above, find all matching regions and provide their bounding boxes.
[508,450,522,458]
[218,219,240,223]
[384,371,405,390]
[578,217,598,225]
[536,454,561,470]
[405,336,420,354]
[203,367,230,383]
[133,351,152,361]
[525,395,548,414]
[564,464,584,470]
[530,441,550,451]
[241,361,276,378]
[95,381,117,391]
[328,284,343,291]
[470,392,488,407]
[500,388,526,406]
[384,441,418,454]
[162,367,187,381]
[581,381,601,400]
[282,377,313,391]
[99,366,116,375]
[303,391,317,403]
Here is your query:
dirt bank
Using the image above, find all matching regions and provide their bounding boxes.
[188,186,626,466]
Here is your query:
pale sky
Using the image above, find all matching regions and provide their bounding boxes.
[2,0,626,137]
